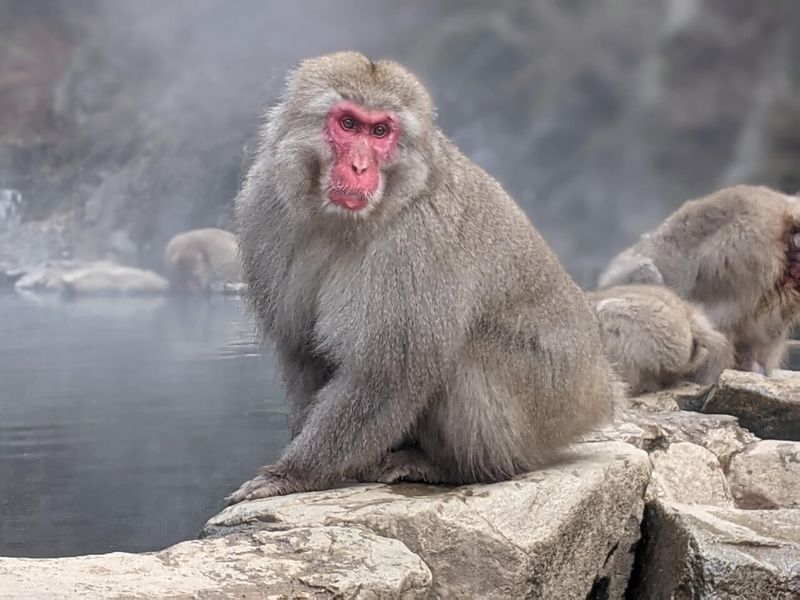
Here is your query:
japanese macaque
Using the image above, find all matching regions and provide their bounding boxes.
[599,185,800,375]
[587,285,733,395]
[228,51,618,504]
[164,228,242,294]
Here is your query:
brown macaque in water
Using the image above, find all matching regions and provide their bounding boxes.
[228,52,618,504]
[599,185,800,375]
[588,284,733,395]
[164,228,242,294]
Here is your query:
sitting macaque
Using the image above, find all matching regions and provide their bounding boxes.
[600,185,800,375]
[164,228,242,294]
[588,285,733,394]
[227,51,619,503]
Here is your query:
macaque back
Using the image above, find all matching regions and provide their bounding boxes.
[588,284,733,394]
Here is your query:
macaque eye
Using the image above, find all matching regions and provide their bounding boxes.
[372,124,388,138]
[340,116,356,131]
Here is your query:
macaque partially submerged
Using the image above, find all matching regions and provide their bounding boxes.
[600,185,800,375]
[164,228,242,294]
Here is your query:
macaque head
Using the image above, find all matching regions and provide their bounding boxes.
[267,52,435,219]
[168,251,212,295]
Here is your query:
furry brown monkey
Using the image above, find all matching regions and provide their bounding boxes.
[599,185,800,375]
[228,52,617,504]
[587,285,733,394]
[164,228,242,294]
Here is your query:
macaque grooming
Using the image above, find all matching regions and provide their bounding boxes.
[587,285,733,394]
[599,185,800,375]
[164,228,242,294]
[229,52,617,504]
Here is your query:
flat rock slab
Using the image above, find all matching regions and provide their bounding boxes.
[728,440,800,509]
[629,382,709,412]
[205,441,650,599]
[0,526,432,599]
[630,501,800,599]
[702,370,800,440]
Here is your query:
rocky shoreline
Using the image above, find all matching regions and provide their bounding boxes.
[1,369,799,598]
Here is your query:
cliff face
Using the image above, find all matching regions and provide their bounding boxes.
[1,0,799,283]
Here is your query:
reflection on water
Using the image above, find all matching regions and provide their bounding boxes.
[0,294,287,558]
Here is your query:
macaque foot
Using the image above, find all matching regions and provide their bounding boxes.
[372,448,444,484]
[226,466,305,505]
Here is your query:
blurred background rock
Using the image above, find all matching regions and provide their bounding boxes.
[1,0,799,286]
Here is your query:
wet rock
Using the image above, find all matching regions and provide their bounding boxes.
[0,526,432,599]
[13,260,168,297]
[702,370,800,440]
[629,501,800,599]
[13,260,79,293]
[61,261,168,296]
[728,440,800,509]
[204,442,650,599]
[647,442,733,507]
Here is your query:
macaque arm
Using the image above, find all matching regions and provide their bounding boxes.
[227,370,428,503]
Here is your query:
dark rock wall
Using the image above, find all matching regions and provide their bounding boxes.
[1,0,799,284]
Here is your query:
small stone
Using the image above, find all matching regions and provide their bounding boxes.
[629,410,758,467]
[728,440,800,509]
[647,442,733,506]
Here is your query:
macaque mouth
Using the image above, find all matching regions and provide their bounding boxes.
[783,226,800,288]
[327,188,370,211]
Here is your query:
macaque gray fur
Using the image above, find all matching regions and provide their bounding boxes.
[229,52,618,503]
[164,228,242,294]
[588,285,733,394]
[599,185,800,375]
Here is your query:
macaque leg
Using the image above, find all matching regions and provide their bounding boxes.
[361,447,449,484]
[227,374,426,504]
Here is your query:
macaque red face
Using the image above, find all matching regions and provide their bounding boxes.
[323,100,400,212]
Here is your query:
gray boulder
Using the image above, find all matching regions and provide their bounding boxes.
[702,370,800,440]
[0,526,432,599]
[204,441,650,599]
[629,501,800,599]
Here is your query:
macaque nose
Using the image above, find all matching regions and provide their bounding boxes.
[351,154,369,176]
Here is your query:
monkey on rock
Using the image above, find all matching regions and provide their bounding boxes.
[599,185,800,376]
[228,52,618,504]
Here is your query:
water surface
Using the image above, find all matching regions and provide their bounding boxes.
[0,294,286,558]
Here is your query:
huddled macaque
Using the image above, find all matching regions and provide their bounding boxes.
[164,228,242,294]
[587,285,733,395]
[228,51,618,503]
[599,185,800,375]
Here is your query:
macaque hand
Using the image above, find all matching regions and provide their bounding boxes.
[226,466,303,505]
